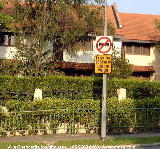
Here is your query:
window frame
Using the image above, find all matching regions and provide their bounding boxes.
[124,44,150,56]
[0,32,15,47]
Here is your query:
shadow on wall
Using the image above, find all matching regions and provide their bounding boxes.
[0,46,7,59]
[151,46,160,80]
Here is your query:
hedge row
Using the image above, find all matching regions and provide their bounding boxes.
[0,75,97,100]
[108,79,160,99]
[0,97,159,136]
[4,97,160,111]
[1,76,160,99]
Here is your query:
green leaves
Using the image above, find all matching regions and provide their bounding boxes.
[11,0,115,76]
[1,76,160,100]
[0,13,13,31]
[12,1,61,76]
[3,96,160,134]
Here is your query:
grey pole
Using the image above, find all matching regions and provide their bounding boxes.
[104,0,108,35]
[101,0,107,141]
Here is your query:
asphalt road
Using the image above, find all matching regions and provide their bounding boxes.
[135,147,160,149]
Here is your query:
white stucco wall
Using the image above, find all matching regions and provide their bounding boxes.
[0,40,53,60]
[125,46,155,66]
[125,46,160,80]
[0,46,17,59]
[63,40,122,63]
[63,50,95,63]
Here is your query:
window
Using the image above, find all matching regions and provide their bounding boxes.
[126,45,132,54]
[125,44,150,56]
[0,35,6,45]
[134,46,141,54]
[142,46,150,55]
[0,34,15,46]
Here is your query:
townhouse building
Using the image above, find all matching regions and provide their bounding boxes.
[63,3,160,80]
[0,2,160,79]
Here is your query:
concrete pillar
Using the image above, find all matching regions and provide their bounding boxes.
[34,88,42,101]
[117,88,126,100]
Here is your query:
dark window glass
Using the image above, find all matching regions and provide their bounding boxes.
[142,46,150,55]
[0,35,6,45]
[126,46,132,54]
[0,35,15,46]
[134,46,141,54]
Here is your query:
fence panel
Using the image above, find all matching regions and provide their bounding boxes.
[107,108,150,133]
[0,108,159,137]
[147,108,160,131]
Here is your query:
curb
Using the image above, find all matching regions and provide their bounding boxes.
[135,143,160,147]
[134,143,160,147]
[65,143,160,149]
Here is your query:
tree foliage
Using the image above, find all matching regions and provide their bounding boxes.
[109,49,133,79]
[110,57,133,79]
[12,0,61,76]
[0,0,131,78]
[0,0,14,31]
[0,12,13,31]
[10,0,114,77]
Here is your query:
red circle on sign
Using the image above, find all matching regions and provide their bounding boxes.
[96,37,112,54]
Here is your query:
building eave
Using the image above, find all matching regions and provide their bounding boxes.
[132,65,155,72]
[123,39,157,44]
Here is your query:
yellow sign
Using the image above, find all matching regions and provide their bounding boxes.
[95,55,112,73]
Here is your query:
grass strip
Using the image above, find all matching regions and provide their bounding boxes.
[54,136,160,147]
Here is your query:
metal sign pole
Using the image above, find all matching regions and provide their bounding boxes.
[101,0,108,141]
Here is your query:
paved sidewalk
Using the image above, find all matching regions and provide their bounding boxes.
[0,132,160,144]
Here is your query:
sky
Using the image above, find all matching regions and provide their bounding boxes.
[107,0,160,15]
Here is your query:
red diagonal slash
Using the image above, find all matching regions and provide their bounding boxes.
[98,39,109,51]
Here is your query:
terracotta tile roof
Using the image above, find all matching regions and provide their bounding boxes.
[116,13,160,41]
[105,6,160,42]
[132,65,155,72]
[89,5,160,41]
[0,1,14,14]
[1,2,160,42]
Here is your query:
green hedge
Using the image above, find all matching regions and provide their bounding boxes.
[0,97,159,136]
[1,76,160,100]
[0,76,98,100]
[5,97,160,111]
[108,79,160,99]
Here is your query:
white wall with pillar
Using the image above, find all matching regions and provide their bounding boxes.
[63,36,123,63]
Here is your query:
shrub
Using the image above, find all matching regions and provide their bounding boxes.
[0,76,97,100]
[2,97,135,134]
[0,97,160,135]
[108,78,160,99]
[107,97,136,133]
[0,76,160,100]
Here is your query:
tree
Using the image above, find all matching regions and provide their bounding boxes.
[110,56,133,79]
[0,0,13,31]
[11,0,114,77]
